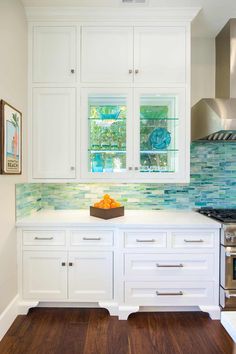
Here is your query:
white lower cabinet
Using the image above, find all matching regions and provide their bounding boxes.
[18,226,220,320]
[23,251,113,301]
[68,251,113,301]
[125,281,214,306]
[124,253,214,280]
[21,230,114,302]
[23,251,67,300]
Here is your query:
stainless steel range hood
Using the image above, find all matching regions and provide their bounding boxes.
[192,19,236,141]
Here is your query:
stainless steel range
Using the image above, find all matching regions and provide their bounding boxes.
[199,208,236,309]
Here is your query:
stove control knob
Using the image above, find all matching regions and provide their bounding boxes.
[226,232,234,240]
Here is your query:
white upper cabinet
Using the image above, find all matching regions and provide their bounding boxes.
[81,26,187,85]
[134,27,186,84]
[33,26,76,83]
[81,27,134,83]
[32,88,76,179]
[29,17,191,182]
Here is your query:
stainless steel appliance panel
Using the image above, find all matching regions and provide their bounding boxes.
[221,245,236,289]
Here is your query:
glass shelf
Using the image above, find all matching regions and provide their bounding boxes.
[89,150,126,153]
[140,117,178,121]
[140,168,176,173]
[140,149,178,154]
[88,117,126,121]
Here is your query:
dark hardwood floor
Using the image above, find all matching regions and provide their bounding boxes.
[0,308,234,354]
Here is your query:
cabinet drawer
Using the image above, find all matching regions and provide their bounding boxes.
[70,230,113,247]
[171,231,215,248]
[124,231,167,248]
[125,281,214,306]
[23,231,66,246]
[124,253,214,280]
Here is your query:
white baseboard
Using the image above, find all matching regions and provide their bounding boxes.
[0,294,19,341]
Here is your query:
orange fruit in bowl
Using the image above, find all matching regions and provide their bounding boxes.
[93,195,122,209]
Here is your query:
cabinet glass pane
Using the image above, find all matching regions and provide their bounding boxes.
[140,94,179,173]
[88,94,127,173]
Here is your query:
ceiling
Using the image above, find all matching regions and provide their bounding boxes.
[20,0,236,37]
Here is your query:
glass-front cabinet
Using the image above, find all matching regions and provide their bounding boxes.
[81,88,133,179]
[81,87,187,182]
[133,88,186,181]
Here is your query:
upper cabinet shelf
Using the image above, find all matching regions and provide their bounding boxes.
[81,26,186,85]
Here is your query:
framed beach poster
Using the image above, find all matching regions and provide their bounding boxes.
[0,100,22,174]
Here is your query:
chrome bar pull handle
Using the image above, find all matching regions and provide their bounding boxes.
[136,239,155,243]
[184,239,204,243]
[226,252,236,257]
[34,237,54,240]
[156,264,183,268]
[156,291,183,296]
[83,237,101,241]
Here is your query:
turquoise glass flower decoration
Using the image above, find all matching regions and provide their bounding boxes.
[148,127,171,150]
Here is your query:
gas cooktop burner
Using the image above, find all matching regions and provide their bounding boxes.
[198,208,236,223]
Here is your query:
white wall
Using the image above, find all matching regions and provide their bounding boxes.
[0,0,27,314]
[191,37,215,106]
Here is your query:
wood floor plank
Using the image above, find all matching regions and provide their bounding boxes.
[83,308,110,354]
[0,309,234,354]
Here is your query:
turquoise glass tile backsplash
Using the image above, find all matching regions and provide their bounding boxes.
[16,183,42,218]
[16,142,236,219]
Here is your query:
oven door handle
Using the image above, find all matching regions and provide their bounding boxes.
[226,252,236,257]
[225,292,236,299]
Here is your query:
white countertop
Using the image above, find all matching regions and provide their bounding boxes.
[16,209,221,228]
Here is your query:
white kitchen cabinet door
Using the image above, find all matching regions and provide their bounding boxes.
[23,251,67,300]
[134,27,186,84]
[81,27,133,83]
[80,87,133,180]
[32,88,76,179]
[33,26,76,83]
[132,87,188,182]
[68,252,113,301]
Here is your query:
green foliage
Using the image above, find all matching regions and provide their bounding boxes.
[140,105,168,119]
[10,113,19,128]
[90,120,126,150]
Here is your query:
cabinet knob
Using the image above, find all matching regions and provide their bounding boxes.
[128,167,133,171]
[128,69,133,74]
[70,166,75,171]
[135,69,139,74]
[69,262,73,267]
[71,69,75,74]
[61,262,66,267]
[134,167,139,171]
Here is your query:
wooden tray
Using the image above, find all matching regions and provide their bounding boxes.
[90,206,124,219]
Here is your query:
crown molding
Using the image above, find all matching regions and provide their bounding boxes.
[25,6,201,22]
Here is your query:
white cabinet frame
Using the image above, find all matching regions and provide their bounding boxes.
[28,19,191,183]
